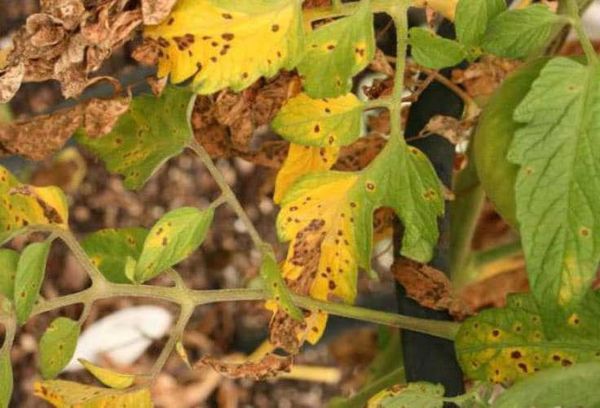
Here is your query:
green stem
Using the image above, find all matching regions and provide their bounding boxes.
[565,0,599,65]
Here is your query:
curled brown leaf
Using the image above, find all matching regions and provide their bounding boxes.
[199,353,292,380]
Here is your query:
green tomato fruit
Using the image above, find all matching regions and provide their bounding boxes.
[473,58,549,228]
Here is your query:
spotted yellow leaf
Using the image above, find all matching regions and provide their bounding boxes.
[34,380,152,407]
[145,0,304,94]
[273,144,339,204]
[79,359,135,390]
[271,138,444,349]
[297,0,375,97]
[271,93,364,147]
[0,165,68,243]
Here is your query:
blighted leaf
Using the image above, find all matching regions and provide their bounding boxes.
[77,86,195,189]
[271,93,364,147]
[367,383,445,408]
[0,352,12,408]
[79,359,135,390]
[0,63,24,103]
[135,207,214,282]
[200,353,292,380]
[260,252,302,320]
[297,1,374,97]
[141,0,178,25]
[0,167,68,243]
[482,5,566,59]
[273,144,339,203]
[494,362,600,408]
[408,28,467,70]
[0,249,19,300]
[272,138,443,349]
[507,58,600,328]
[455,0,506,46]
[39,317,80,379]
[455,293,600,384]
[34,380,152,407]
[145,0,303,94]
[82,228,148,283]
[14,241,51,324]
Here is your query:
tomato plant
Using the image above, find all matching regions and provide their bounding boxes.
[0,0,599,406]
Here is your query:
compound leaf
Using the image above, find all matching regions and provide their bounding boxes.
[0,249,18,300]
[408,28,467,70]
[271,93,364,147]
[34,380,152,408]
[297,0,374,97]
[82,228,148,283]
[0,166,68,243]
[493,362,600,408]
[367,382,445,408]
[39,317,80,379]
[482,5,566,59]
[145,0,303,94]
[135,207,214,282]
[455,293,600,384]
[455,0,506,46]
[76,86,195,190]
[507,58,600,328]
[0,352,12,408]
[273,144,339,204]
[14,241,51,325]
[79,359,135,390]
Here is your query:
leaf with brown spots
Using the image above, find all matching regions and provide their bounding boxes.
[39,317,80,379]
[141,0,178,25]
[271,137,443,350]
[34,380,152,407]
[456,292,600,384]
[0,166,69,244]
[297,0,375,97]
[144,0,304,94]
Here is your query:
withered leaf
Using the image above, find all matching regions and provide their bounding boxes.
[141,0,178,25]
[0,63,24,103]
[82,95,131,138]
[199,353,292,380]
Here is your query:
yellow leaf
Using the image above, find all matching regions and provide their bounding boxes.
[271,93,364,147]
[0,165,68,242]
[79,359,135,390]
[145,0,304,94]
[273,143,339,204]
[34,380,152,408]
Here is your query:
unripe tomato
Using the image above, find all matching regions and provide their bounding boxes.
[473,58,549,228]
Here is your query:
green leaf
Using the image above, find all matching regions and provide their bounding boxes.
[81,228,148,283]
[494,362,600,408]
[408,28,467,70]
[455,293,600,384]
[0,166,69,243]
[14,241,51,324]
[482,5,566,59]
[0,249,18,300]
[0,352,12,408]
[260,252,302,321]
[79,359,135,390]
[39,317,80,379]
[297,0,374,97]
[368,382,445,408]
[455,0,506,46]
[271,93,364,147]
[76,86,195,190]
[135,207,214,282]
[507,58,600,328]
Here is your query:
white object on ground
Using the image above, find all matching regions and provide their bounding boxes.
[64,305,173,372]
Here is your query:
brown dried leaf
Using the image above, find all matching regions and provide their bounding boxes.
[451,56,521,100]
[199,353,292,380]
[26,13,66,47]
[392,258,471,319]
[420,115,471,145]
[0,63,24,103]
[40,0,85,30]
[82,95,131,138]
[369,49,394,77]
[132,38,161,66]
[141,0,178,25]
